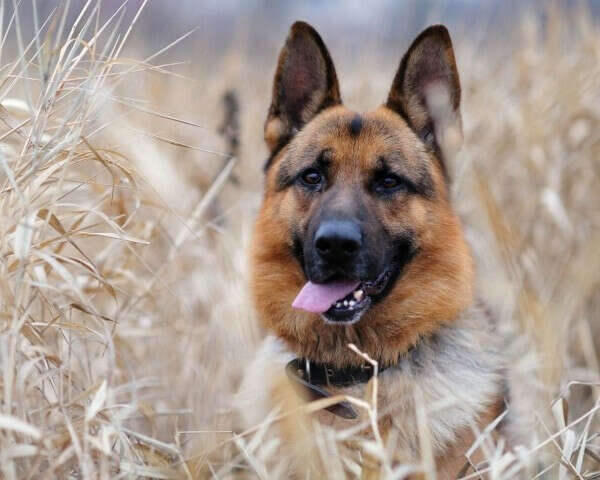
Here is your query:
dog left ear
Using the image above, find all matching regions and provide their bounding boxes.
[264,21,341,159]
[386,25,462,160]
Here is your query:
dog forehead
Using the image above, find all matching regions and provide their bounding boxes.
[305,106,397,138]
[270,105,434,190]
[302,107,425,167]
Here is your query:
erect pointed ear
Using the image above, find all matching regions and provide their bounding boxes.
[386,25,462,162]
[264,21,341,158]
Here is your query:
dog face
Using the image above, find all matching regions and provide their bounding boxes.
[251,22,474,367]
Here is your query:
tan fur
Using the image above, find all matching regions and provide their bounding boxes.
[252,105,473,368]
[247,21,535,477]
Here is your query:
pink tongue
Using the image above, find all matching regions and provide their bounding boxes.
[292,280,360,314]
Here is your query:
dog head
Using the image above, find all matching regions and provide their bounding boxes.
[251,22,473,366]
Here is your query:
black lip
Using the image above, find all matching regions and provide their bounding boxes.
[323,296,372,323]
[321,270,391,324]
[370,243,418,304]
[362,270,390,297]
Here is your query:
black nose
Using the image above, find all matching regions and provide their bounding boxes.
[314,220,362,263]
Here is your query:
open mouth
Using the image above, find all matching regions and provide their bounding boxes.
[323,271,390,323]
[292,270,391,325]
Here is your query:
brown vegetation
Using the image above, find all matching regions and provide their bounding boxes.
[0,2,598,478]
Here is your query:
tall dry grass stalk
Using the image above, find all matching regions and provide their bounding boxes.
[0,2,598,479]
[0,2,213,478]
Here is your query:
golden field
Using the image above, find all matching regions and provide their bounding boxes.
[0,2,599,478]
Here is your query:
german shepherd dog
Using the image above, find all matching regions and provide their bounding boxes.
[249,21,534,477]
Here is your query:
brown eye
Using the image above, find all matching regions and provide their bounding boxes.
[381,176,399,189]
[372,173,408,195]
[300,169,322,186]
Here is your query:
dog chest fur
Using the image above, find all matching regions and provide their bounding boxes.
[237,303,517,466]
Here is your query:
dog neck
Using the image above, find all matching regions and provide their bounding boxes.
[285,357,382,419]
[284,300,504,420]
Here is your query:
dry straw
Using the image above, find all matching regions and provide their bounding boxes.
[0,1,599,479]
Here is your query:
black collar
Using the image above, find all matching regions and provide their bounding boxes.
[285,358,389,419]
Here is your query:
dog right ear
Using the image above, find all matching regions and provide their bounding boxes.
[264,21,341,160]
[386,25,462,165]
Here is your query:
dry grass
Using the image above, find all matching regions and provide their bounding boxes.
[0,2,599,479]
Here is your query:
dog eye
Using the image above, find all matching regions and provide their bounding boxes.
[381,176,399,189]
[373,174,408,195]
[300,169,322,186]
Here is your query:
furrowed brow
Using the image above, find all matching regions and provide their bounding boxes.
[378,156,435,197]
[275,161,295,190]
[275,149,331,191]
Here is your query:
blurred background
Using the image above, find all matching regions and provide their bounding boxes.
[0,1,599,478]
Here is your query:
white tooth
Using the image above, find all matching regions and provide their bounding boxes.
[353,290,364,301]
[349,300,356,307]
[343,300,349,307]
[336,301,342,308]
